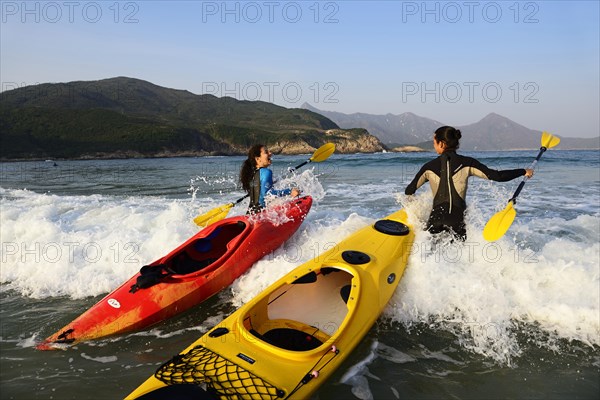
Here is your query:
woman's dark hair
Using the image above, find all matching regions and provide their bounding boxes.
[240,144,264,193]
[434,126,462,151]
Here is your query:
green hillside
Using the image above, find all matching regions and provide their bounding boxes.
[0,77,372,160]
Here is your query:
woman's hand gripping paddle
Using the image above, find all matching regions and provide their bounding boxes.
[193,143,336,227]
[483,132,560,241]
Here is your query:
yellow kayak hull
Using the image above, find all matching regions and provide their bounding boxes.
[126,209,414,399]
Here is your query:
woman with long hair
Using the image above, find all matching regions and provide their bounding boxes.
[405,126,533,240]
[240,144,300,214]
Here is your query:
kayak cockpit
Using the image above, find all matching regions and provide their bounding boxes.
[168,220,248,275]
[130,221,249,293]
[243,267,354,351]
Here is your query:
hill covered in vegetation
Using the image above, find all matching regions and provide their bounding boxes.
[0,77,385,160]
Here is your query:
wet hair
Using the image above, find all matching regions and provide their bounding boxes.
[240,144,264,193]
[434,126,462,151]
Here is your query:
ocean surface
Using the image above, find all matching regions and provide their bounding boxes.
[1,150,599,399]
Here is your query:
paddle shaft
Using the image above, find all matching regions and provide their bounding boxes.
[509,146,547,203]
[289,159,311,172]
[233,194,249,204]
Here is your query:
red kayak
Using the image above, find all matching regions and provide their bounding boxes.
[37,196,312,350]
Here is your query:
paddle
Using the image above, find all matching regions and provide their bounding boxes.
[483,131,560,241]
[193,143,336,227]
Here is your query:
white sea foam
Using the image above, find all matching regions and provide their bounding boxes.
[386,192,600,365]
[80,353,118,363]
[339,340,416,399]
[2,161,598,366]
[0,169,324,299]
[339,340,378,400]
[1,189,201,298]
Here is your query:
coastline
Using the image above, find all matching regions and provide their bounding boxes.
[2,147,599,163]
[0,147,427,162]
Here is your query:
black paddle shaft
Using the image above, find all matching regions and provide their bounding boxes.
[234,194,249,204]
[509,146,547,204]
[288,159,311,173]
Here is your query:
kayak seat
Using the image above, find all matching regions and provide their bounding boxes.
[188,222,246,258]
[170,222,247,275]
[193,238,213,253]
[248,318,330,351]
[260,328,323,351]
[171,252,218,275]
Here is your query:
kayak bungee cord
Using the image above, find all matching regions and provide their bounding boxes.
[286,345,340,399]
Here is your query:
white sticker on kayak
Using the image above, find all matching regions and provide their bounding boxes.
[107,298,121,309]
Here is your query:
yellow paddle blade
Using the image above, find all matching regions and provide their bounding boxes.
[310,143,335,162]
[193,203,234,227]
[541,131,560,148]
[483,201,517,242]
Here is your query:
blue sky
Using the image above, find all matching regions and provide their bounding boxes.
[1,1,598,137]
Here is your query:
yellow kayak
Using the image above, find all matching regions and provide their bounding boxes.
[126,209,414,400]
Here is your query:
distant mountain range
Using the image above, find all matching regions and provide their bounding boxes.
[0,77,385,160]
[303,103,600,151]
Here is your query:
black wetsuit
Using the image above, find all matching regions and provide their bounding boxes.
[247,168,291,214]
[247,169,263,214]
[405,151,525,240]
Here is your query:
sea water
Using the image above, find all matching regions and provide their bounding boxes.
[1,151,598,399]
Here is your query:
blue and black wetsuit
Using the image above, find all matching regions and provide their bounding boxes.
[405,151,525,240]
[248,168,291,214]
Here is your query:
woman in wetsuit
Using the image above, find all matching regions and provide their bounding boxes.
[405,126,534,240]
[240,144,300,214]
